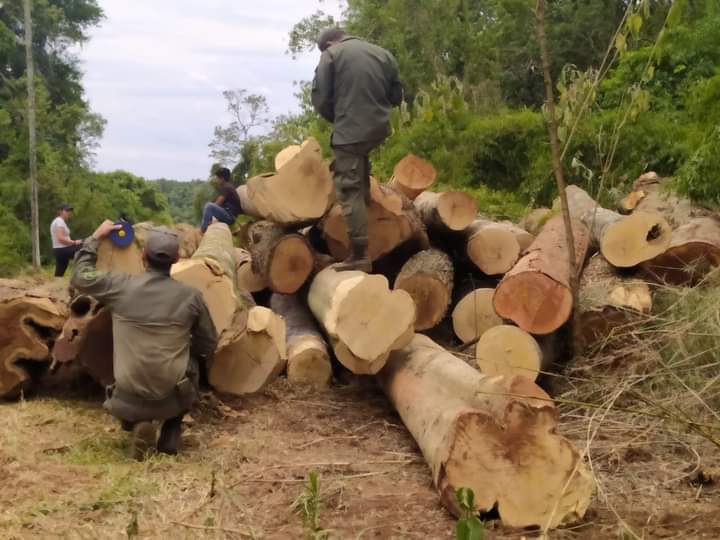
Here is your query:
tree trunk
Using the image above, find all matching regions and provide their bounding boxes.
[465,219,521,275]
[321,180,429,262]
[413,191,477,232]
[494,215,591,335]
[377,334,593,528]
[248,221,315,294]
[451,288,503,344]
[394,249,453,331]
[134,222,202,259]
[475,325,545,381]
[24,0,40,269]
[234,248,268,293]
[96,237,144,275]
[244,138,334,226]
[519,208,553,236]
[208,306,287,395]
[578,253,652,350]
[563,185,672,268]
[0,291,67,399]
[308,267,416,375]
[388,154,437,200]
[270,293,331,388]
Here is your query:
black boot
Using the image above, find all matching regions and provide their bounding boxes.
[334,237,371,272]
[157,415,183,455]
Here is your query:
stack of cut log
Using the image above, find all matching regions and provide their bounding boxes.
[5,138,719,531]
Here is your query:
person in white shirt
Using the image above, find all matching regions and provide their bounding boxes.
[51,203,83,277]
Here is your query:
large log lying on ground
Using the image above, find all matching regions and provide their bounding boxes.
[465,219,521,275]
[377,334,593,528]
[243,138,334,226]
[625,174,720,285]
[413,191,477,232]
[451,288,503,344]
[270,294,331,388]
[321,179,429,262]
[563,185,671,268]
[134,222,202,259]
[0,290,67,399]
[578,253,652,349]
[494,215,591,335]
[388,154,437,200]
[475,325,545,381]
[394,249,453,331]
[308,267,416,375]
[248,221,314,294]
[96,237,144,275]
[233,248,268,293]
[520,208,553,236]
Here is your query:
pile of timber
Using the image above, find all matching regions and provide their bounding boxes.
[6,144,720,532]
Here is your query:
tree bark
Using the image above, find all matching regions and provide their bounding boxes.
[578,253,652,350]
[244,138,335,226]
[270,293,331,388]
[377,334,593,528]
[308,267,416,375]
[247,221,315,294]
[413,191,477,232]
[475,325,545,382]
[465,219,521,275]
[394,249,453,331]
[24,0,40,269]
[494,215,591,335]
[563,185,672,268]
[451,288,503,344]
[388,154,437,200]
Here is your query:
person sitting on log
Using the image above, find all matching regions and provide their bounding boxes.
[71,220,218,459]
[50,203,83,277]
[312,27,404,271]
[200,167,243,234]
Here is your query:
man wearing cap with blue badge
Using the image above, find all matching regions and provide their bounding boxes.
[50,203,83,277]
[71,219,218,459]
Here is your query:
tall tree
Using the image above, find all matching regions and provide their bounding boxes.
[23,0,40,269]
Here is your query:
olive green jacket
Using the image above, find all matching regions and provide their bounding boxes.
[312,36,403,146]
[71,238,217,408]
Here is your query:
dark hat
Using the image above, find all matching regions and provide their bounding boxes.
[317,27,346,51]
[58,203,74,211]
[144,226,179,264]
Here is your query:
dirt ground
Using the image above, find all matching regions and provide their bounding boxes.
[2,373,719,540]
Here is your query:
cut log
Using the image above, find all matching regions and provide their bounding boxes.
[233,248,268,293]
[134,222,201,259]
[563,185,671,268]
[388,154,437,200]
[579,253,652,349]
[519,208,553,236]
[413,191,477,232]
[475,325,544,381]
[0,292,67,399]
[394,249,453,331]
[308,267,416,375]
[274,144,302,171]
[237,185,262,219]
[377,334,593,528]
[209,306,287,395]
[248,221,314,294]
[498,221,535,252]
[96,237,144,275]
[451,288,503,344]
[270,293,331,388]
[321,179,429,262]
[52,295,114,386]
[244,138,334,226]
[494,215,591,335]
[465,219,521,275]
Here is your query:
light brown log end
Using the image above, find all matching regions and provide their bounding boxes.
[600,211,672,268]
[467,225,521,276]
[436,192,477,231]
[390,154,437,200]
[451,288,503,344]
[268,236,315,294]
[287,336,332,388]
[475,325,543,381]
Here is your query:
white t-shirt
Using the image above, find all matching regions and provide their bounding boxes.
[50,217,71,249]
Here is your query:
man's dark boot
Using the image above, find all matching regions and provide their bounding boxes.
[129,422,156,461]
[157,415,183,456]
[334,238,371,272]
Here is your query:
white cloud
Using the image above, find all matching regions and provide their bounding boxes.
[78,0,344,180]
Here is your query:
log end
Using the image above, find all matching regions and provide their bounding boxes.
[451,288,503,344]
[467,227,521,275]
[601,211,672,268]
[475,325,543,381]
[395,274,451,331]
[268,236,315,294]
[437,192,477,231]
[287,337,332,388]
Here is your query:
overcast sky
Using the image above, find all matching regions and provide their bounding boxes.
[78,0,343,181]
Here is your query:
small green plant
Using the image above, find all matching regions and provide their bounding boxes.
[455,488,485,540]
[292,471,330,540]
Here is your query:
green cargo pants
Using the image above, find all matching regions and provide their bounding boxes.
[331,140,384,248]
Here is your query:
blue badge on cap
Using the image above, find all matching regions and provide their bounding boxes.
[109,220,135,248]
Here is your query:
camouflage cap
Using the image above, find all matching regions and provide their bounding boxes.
[144,226,179,264]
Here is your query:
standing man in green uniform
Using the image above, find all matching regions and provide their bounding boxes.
[71,220,217,459]
[312,28,403,271]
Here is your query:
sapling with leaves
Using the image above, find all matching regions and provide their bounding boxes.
[455,488,485,540]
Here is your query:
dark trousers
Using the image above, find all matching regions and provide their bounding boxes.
[331,139,383,247]
[53,245,81,277]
